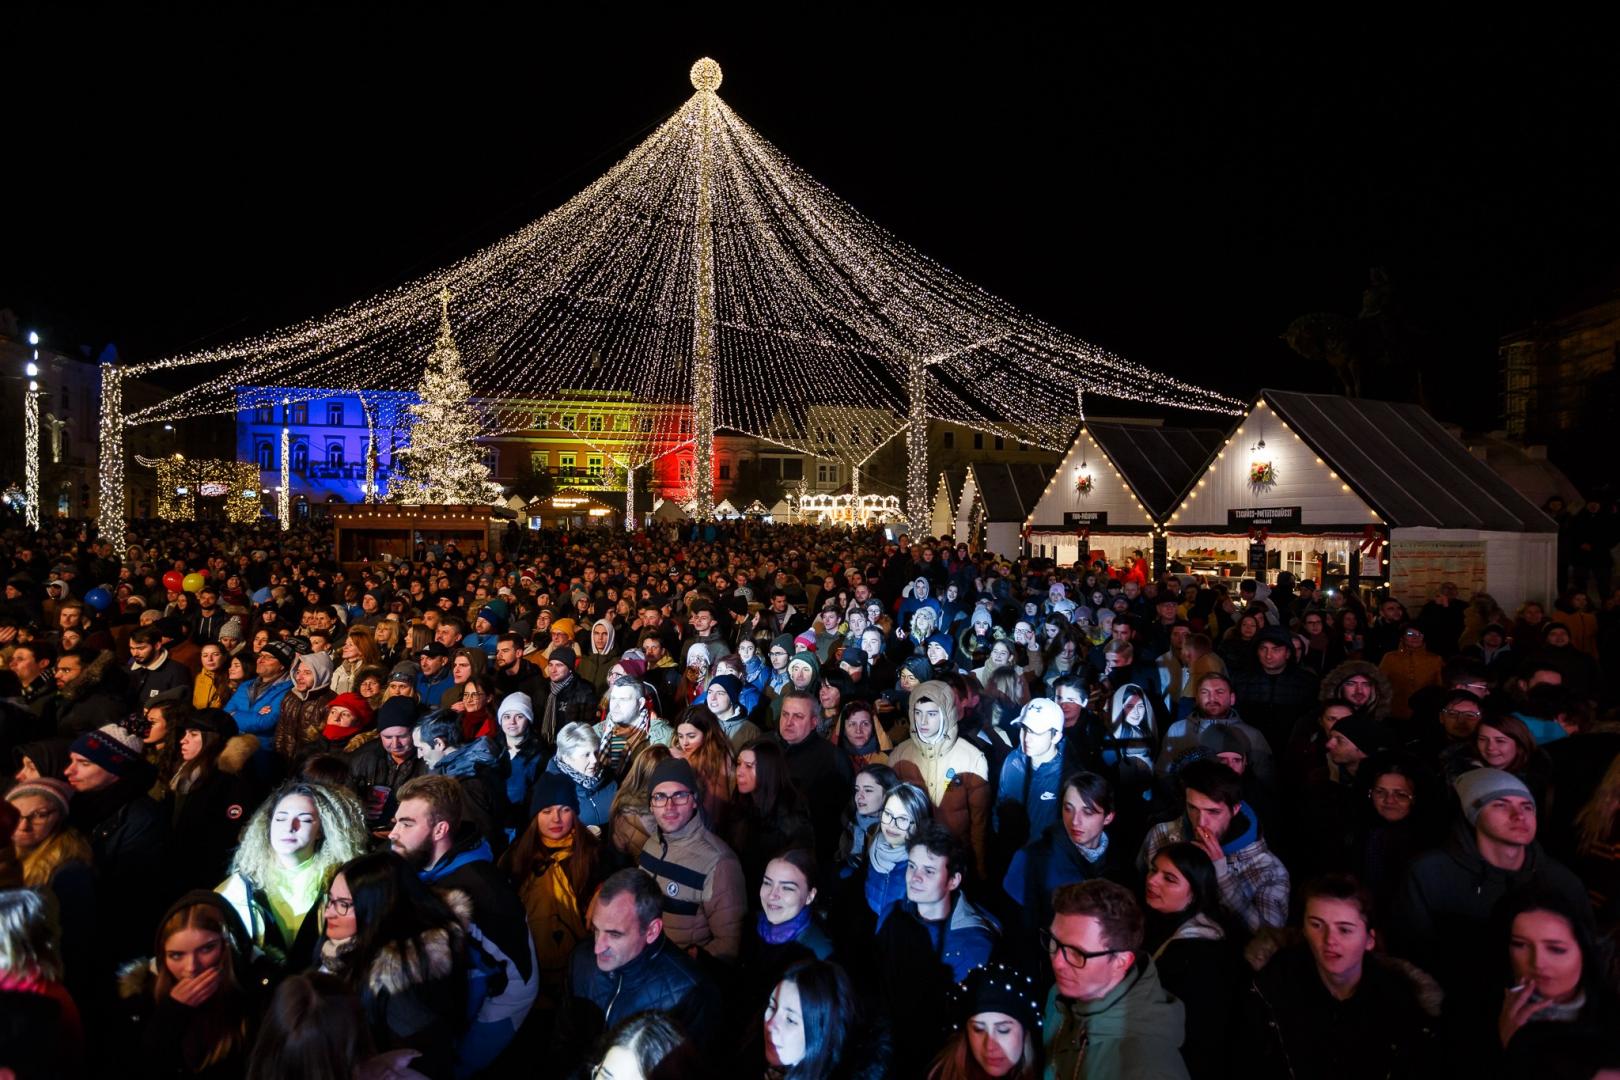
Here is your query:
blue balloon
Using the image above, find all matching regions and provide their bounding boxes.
[84,587,112,611]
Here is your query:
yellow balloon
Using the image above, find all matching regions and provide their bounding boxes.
[182,572,206,593]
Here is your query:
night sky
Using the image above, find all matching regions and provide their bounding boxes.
[5,13,1617,429]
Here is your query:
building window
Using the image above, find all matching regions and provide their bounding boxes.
[291,402,309,425]
[530,451,549,471]
[587,454,604,475]
[640,417,653,433]
[255,442,273,470]
[1017,441,1029,452]
[291,441,309,473]
[62,386,71,410]
[817,463,838,484]
[718,463,731,480]
[994,436,1005,451]
[327,402,345,426]
[254,406,274,424]
[973,432,984,450]
[588,415,603,432]
[561,414,575,431]
[943,431,955,449]
[326,442,344,468]
[560,453,576,474]
[482,447,500,475]
[781,458,804,481]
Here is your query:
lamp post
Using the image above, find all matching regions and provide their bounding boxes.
[23,333,40,529]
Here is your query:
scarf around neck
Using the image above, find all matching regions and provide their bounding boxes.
[554,757,603,794]
[757,907,812,946]
[1073,829,1110,864]
[868,835,906,874]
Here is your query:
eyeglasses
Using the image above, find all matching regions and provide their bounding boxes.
[14,808,60,826]
[880,809,913,828]
[1370,787,1414,803]
[649,791,694,808]
[324,895,354,916]
[1039,928,1120,968]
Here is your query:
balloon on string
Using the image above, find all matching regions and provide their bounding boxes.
[182,572,206,594]
[84,587,112,612]
[162,571,184,592]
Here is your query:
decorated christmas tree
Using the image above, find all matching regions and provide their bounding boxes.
[389,289,500,504]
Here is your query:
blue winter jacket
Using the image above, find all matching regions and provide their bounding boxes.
[225,676,293,751]
[420,830,540,1078]
[865,855,910,928]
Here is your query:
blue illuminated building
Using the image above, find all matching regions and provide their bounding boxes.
[235,387,417,516]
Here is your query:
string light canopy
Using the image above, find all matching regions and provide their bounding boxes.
[107,56,1240,534]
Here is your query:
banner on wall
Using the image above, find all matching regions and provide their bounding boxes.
[1389,540,1487,602]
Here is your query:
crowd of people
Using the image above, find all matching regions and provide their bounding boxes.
[1,513,1619,1079]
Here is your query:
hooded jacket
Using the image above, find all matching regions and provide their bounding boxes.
[890,679,991,878]
[995,742,1065,843]
[874,891,1001,1072]
[1003,823,1127,938]
[1318,660,1394,722]
[275,651,335,759]
[418,827,540,1077]
[575,619,620,693]
[168,733,263,892]
[1140,811,1291,933]
[1392,821,1591,1004]
[1044,957,1190,1080]
[50,649,129,736]
[432,738,510,852]
[320,889,471,1079]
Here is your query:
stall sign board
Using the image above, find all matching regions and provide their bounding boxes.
[1063,511,1109,527]
[1229,506,1302,528]
[1390,540,1487,603]
[1247,542,1268,575]
[198,482,230,497]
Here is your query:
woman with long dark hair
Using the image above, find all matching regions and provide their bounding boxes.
[1497,889,1620,1074]
[755,959,886,1079]
[727,738,815,900]
[317,850,469,1079]
[500,771,604,1008]
[167,709,263,892]
[1142,842,1235,1079]
[119,891,260,1079]
[740,849,836,1012]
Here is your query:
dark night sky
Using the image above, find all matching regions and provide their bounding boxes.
[4,12,1617,429]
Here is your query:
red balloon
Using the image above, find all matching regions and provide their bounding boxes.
[162,571,184,592]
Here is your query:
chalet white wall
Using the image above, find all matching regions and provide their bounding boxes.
[1171,405,1377,529]
[1389,527,1557,612]
[1024,429,1156,529]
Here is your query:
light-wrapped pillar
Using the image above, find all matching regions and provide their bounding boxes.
[97,360,125,542]
[906,355,929,536]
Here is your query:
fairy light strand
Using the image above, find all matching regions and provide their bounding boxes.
[117,57,1241,492]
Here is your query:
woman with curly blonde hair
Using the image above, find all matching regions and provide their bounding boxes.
[217,779,368,970]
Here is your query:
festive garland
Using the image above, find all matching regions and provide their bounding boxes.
[1075,473,1094,495]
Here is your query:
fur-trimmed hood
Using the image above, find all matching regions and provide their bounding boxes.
[56,648,121,703]
[1319,659,1393,720]
[322,888,473,997]
[217,733,260,775]
[1245,927,1443,1018]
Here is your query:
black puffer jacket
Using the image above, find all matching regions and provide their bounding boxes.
[1244,940,1441,1079]
[346,736,428,830]
[556,935,718,1069]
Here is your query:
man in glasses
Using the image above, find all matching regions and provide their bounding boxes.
[636,757,745,962]
[1043,880,1190,1079]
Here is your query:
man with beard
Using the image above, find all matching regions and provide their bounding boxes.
[1155,672,1276,788]
[389,774,538,1076]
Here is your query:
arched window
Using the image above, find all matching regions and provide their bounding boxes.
[327,442,344,468]
[255,442,274,470]
[291,441,309,473]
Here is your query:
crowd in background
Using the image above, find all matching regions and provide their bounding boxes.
[0,512,1618,1079]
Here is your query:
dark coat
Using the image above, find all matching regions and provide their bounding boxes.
[556,936,718,1070]
[72,771,168,962]
[51,650,129,735]
[1230,663,1322,750]
[776,732,854,866]
[167,734,263,892]
[1245,941,1440,1080]
[347,735,428,830]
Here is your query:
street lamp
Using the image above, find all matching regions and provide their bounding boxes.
[23,334,40,529]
